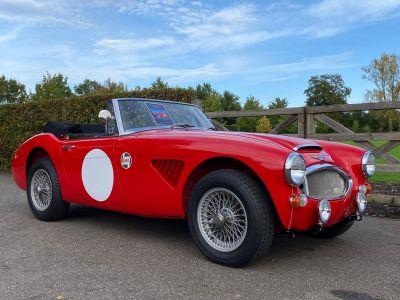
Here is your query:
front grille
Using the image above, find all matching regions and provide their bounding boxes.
[302,164,352,200]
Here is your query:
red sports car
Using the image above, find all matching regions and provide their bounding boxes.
[11,98,375,266]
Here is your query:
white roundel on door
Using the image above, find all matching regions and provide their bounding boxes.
[81,149,114,202]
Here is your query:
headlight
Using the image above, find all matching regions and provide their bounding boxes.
[356,192,367,214]
[362,151,375,178]
[284,153,306,186]
[318,199,331,224]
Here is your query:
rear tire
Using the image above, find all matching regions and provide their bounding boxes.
[187,169,274,267]
[27,158,69,221]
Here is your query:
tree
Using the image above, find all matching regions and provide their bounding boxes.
[202,93,222,112]
[242,96,263,111]
[74,78,128,96]
[74,79,102,96]
[268,97,288,109]
[32,72,73,101]
[305,74,352,133]
[220,90,241,126]
[256,116,271,133]
[150,77,168,90]
[362,53,400,131]
[102,78,127,93]
[351,120,360,133]
[304,74,351,106]
[0,75,28,104]
[267,97,294,133]
[363,53,400,102]
[237,96,263,132]
[196,83,216,101]
[221,91,241,111]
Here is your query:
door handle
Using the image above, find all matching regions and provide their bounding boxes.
[62,145,76,151]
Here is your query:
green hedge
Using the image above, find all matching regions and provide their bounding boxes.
[0,88,196,171]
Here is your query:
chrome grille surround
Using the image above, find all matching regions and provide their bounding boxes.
[302,164,353,200]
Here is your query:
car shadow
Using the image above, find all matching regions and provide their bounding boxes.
[66,204,191,236]
[63,204,354,267]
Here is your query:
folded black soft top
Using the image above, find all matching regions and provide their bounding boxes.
[43,121,104,138]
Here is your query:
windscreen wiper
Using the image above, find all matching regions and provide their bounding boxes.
[170,123,196,129]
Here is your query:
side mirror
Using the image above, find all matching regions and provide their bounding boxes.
[98,110,115,135]
[98,110,112,121]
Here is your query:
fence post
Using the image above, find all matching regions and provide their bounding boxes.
[305,109,315,138]
[298,109,305,138]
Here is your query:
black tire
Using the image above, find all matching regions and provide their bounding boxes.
[27,158,69,221]
[313,221,354,239]
[187,169,274,267]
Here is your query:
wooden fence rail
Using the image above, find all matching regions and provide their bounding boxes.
[206,102,400,173]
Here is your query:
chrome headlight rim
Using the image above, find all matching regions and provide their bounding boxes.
[356,192,367,214]
[362,151,376,178]
[284,153,306,186]
[318,198,331,224]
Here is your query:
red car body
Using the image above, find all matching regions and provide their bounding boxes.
[11,116,368,232]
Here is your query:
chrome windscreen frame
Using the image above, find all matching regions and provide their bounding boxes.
[110,98,207,136]
[302,163,353,200]
[112,99,125,135]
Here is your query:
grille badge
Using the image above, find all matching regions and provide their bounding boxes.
[311,154,328,161]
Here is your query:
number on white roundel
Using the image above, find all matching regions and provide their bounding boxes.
[81,149,114,202]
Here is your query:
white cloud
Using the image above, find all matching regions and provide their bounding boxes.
[244,52,356,85]
[0,0,89,26]
[0,29,19,43]
[307,0,400,21]
[116,0,185,15]
[93,3,283,56]
[170,4,287,52]
[2,0,400,95]
[174,4,256,37]
[304,0,400,37]
[94,37,176,54]
[65,61,226,86]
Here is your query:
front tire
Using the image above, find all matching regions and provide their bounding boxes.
[27,158,69,221]
[187,169,274,267]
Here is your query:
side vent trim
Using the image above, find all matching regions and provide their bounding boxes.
[151,159,184,188]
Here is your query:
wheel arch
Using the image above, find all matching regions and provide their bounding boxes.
[26,147,51,177]
[182,156,278,221]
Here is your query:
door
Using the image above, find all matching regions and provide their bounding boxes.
[60,137,122,209]
[114,133,186,217]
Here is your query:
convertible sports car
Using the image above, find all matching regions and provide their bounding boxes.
[11,98,375,266]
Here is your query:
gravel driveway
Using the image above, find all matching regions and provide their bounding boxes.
[1,172,399,300]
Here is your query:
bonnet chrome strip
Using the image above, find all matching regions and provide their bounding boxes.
[293,143,322,151]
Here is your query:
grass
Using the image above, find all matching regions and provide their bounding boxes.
[369,172,400,184]
[340,141,400,184]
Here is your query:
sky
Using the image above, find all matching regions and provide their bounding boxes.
[0,0,399,107]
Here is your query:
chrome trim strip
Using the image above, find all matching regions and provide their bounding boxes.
[113,97,199,108]
[303,163,353,200]
[362,151,375,177]
[293,143,322,151]
[112,99,125,136]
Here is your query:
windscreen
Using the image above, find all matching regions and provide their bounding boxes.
[118,100,213,132]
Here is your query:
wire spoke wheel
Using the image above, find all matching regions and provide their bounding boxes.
[30,169,53,212]
[197,187,248,252]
